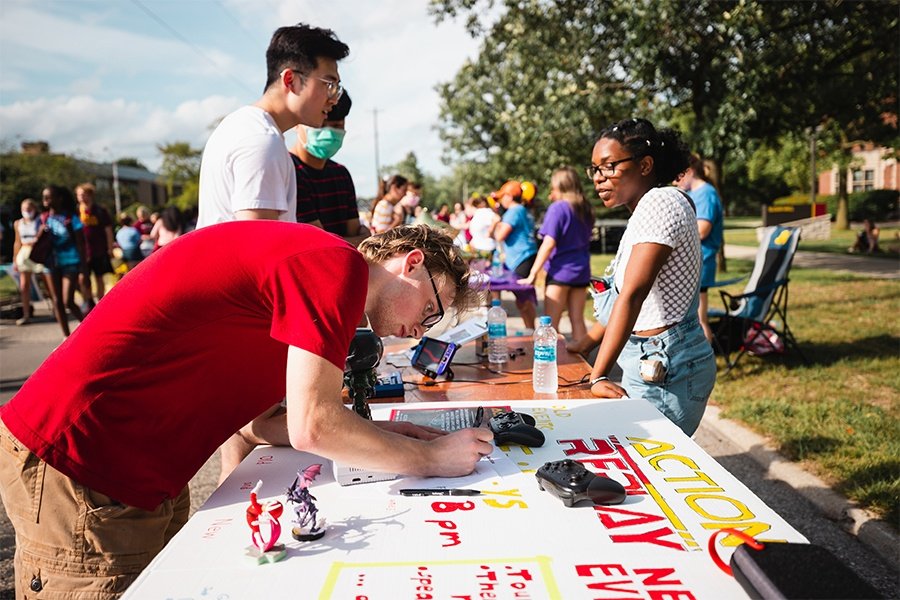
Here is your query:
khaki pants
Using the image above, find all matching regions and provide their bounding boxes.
[0,420,190,599]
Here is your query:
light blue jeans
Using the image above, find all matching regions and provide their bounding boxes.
[591,279,716,436]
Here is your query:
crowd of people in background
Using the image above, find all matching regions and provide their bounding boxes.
[10,181,188,337]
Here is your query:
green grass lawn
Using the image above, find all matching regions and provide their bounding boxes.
[586,253,900,525]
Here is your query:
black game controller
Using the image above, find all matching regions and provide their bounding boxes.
[487,411,545,447]
[536,459,626,507]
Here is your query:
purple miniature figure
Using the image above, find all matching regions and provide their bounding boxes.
[287,463,326,541]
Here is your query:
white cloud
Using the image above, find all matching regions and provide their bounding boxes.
[0,95,241,170]
[0,3,259,100]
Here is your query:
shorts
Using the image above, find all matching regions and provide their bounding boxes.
[617,318,716,436]
[546,275,589,287]
[700,252,717,289]
[511,255,538,305]
[14,246,45,274]
[0,420,191,599]
[590,278,716,436]
[51,263,81,276]
[84,255,114,277]
[511,254,536,278]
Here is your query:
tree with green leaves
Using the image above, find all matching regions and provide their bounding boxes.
[430,0,898,224]
[0,150,91,205]
[115,157,148,170]
[157,141,202,211]
[431,0,637,200]
[382,151,426,188]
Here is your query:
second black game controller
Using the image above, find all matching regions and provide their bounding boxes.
[487,411,545,447]
[536,459,626,507]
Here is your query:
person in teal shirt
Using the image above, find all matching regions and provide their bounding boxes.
[677,155,724,342]
[493,180,538,329]
[41,185,86,337]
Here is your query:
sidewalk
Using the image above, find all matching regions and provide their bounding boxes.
[725,243,899,279]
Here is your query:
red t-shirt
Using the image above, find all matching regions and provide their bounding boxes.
[1,221,366,510]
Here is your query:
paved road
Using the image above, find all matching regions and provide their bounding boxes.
[1,249,897,597]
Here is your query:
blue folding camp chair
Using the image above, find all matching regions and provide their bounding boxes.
[708,226,807,371]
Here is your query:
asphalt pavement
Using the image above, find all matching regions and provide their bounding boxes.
[0,247,897,598]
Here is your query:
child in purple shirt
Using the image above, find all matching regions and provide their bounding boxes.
[518,167,593,340]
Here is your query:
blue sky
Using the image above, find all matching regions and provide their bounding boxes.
[0,0,484,197]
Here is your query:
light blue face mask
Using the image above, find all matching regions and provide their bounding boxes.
[305,126,346,159]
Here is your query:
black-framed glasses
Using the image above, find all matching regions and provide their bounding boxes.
[585,156,637,179]
[421,266,445,331]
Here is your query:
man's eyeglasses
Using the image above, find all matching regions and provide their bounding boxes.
[585,156,637,179]
[314,76,343,100]
[421,266,445,331]
[291,70,343,100]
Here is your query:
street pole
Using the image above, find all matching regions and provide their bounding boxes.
[112,161,122,215]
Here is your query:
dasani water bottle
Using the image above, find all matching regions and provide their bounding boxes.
[487,299,508,365]
[532,315,558,393]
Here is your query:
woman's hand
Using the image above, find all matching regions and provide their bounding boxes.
[566,339,584,354]
[590,379,628,399]
[517,272,536,286]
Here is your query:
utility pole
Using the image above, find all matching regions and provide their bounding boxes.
[112,161,122,215]
[372,107,381,196]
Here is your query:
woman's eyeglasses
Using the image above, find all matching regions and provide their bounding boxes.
[585,156,637,179]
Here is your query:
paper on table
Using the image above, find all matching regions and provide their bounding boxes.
[391,444,520,492]
[384,350,412,367]
[479,444,522,477]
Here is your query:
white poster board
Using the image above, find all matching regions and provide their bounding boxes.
[124,399,805,599]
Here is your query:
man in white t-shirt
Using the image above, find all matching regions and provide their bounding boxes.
[197,23,350,228]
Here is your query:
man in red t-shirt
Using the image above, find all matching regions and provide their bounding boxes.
[0,221,492,598]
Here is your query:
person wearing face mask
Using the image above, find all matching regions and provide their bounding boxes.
[291,91,370,245]
[12,198,57,326]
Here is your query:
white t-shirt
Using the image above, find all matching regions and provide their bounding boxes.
[196,106,297,228]
[468,207,497,252]
[614,186,701,331]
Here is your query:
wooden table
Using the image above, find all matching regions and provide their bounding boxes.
[379,336,594,403]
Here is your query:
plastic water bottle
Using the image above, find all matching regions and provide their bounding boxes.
[491,251,504,278]
[532,315,558,393]
[487,299,508,365]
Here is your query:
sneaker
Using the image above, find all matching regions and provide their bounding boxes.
[15,316,31,326]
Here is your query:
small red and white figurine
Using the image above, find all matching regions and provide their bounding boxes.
[245,480,286,564]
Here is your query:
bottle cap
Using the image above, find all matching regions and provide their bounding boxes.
[492,299,501,306]
[539,315,551,326]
